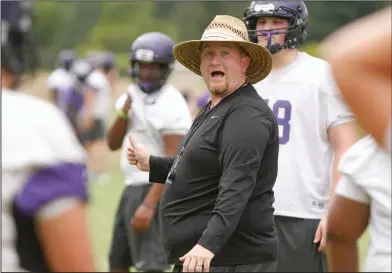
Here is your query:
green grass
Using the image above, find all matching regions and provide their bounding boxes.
[87,169,124,271]
[87,165,370,272]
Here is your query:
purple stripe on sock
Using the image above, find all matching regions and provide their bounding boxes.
[15,163,88,216]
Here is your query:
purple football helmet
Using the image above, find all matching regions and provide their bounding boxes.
[57,50,76,71]
[129,32,175,94]
[86,51,116,72]
[243,1,308,54]
[70,59,93,84]
[97,51,116,72]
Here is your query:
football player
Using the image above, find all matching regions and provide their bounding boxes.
[2,1,95,272]
[59,58,94,142]
[106,32,192,272]
[326,135,391,272]
[47,49,76,105]
[321,6,391,153]
[320,6,391,272]
[81,51,118,182]
[243,1,358,271]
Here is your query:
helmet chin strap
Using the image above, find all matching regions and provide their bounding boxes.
[269,43,285,54]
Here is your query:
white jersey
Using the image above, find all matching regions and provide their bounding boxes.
[47,68,75,91]
[85,70,111,119]
[254,52,355,219]
[336,136,391,272]
[118,83,192,186]
[2,89,87,272]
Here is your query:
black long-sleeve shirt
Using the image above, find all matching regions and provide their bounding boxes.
[149,84,279,266]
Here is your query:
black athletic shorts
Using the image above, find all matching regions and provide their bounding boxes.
[274,215,328,272]
[80,118,105,144]
[108,184,169,271]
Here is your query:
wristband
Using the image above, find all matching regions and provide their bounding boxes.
[117,109,128,119]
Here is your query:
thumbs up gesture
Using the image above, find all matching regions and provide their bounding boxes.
[126,135,150,172]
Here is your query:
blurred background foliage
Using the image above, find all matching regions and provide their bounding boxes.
[33,1,388,74]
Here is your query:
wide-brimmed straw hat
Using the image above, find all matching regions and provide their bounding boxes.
[173,15,272,84]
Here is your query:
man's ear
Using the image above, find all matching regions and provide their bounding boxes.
[241,56,251,74]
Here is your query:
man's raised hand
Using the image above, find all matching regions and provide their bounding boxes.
[126,135,150,172]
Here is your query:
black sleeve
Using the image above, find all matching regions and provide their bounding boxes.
[197,106,273,254]
[149,156,176,184]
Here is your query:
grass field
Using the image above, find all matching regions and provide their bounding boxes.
[20,72,369,272]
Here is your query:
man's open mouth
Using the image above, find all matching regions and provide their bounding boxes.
[211,71,225,78]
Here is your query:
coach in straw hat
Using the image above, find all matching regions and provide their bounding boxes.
[126,15,279,272]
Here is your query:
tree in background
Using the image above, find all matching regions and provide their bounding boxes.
[33,1,389,73]
[33,2,102,68]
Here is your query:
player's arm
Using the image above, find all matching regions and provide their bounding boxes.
[327,122,358,197]
[107,93,132,151]
[15,164,96,272]
[326,177,370,272]
[321,6,391,150]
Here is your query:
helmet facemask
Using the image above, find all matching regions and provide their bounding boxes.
[130,61,173,94]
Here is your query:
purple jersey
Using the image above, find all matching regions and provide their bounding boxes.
[58,86,84,118]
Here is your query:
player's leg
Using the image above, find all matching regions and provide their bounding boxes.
[89,139,108,179]
[109,186,134,272]
[87,119,108,182]
[275,215,328,272]
[126,184,169,272]
[81,119,108,182]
